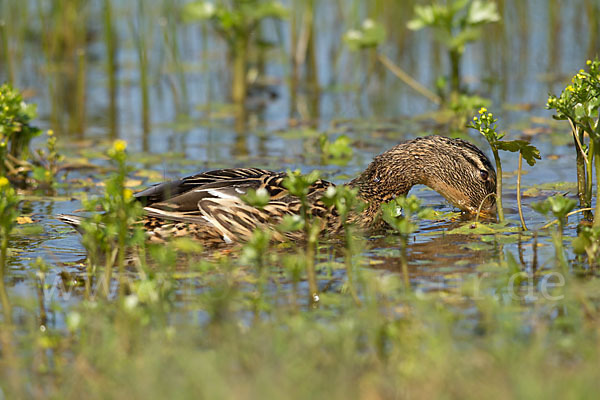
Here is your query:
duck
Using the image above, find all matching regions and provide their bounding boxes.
[59,135,496,245]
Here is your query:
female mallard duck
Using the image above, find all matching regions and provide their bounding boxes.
[59,135,496,244]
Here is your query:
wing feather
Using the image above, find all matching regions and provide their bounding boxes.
[137,167,337,243]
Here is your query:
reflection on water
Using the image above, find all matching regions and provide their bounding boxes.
[1,0,597,149]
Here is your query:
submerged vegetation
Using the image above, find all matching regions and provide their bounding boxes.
[1,0,600,398]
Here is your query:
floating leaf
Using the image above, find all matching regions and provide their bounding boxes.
[445,221,520,235]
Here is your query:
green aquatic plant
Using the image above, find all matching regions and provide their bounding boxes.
[0,86,61,190]
[79,140,144,298]
[498,139,540,231]
[572,225,600,268]
[0,83,41,177]
[344,16,492,125]
[128,0,153,136]
[469,108,540,224]
[183,0,288,104]
[407,0,500,94]
[0,176,19,293]
[318,134,353,165]
[345,18,441,105]
[322,185,365,305]
[532,194,577,269]
[282,169,322,304]
[547,59,600,226]
[382,195,434,287]
[103,0,118,138]
[32,129,63,190]
[343,18,386,51]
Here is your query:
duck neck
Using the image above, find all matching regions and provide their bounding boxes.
[348,153,425,206]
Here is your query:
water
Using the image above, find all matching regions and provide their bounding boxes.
[1,0,598,309]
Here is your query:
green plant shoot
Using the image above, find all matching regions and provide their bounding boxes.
[282,169,322,304]
[183,0,288,104]
[547,59,600,225]
[407,0,500,94]
[532,194,576,269]
[469,108,541,223]
[382,195,435,287]
[0,83,41,178]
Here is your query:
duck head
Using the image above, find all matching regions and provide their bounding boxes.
[350,135,497,215]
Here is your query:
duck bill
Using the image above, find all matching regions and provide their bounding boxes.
[470,203,497,220]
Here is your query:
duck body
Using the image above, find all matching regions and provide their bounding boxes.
[59,135,496,245]
[135,167,337,244]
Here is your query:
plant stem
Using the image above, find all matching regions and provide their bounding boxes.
[593,140,600,228]
[0,235,12,322]
[449,48,461,94]
[231,36,248,104]
[570,120,590,209]
[0,21,14,85]
[343,226,361,306]
[104,249,113,299]
[299,191,319,306]
[586,135,594,208]
[103,0,118,140]
[378,53,441,104]
[553,222,568,270]
[305,223,319,306]
[492,147,504,222]
[75,48,87,137]
[517,152,527,230]
[400,235,410,289]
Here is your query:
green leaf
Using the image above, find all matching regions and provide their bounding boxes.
[532,194,577,220]
[250,1,288,20]
[242,187,271,208]
[319,134,353,165]
[495,140,541,166]
[343,19,386,51]
[407,5,435,30]
[467,0,501,25]
[519,143,542,166]
[182,1,216,22]
[572,234,590,255]
[278,214,304,232]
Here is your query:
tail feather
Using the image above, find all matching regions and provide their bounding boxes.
[56,214,87,235]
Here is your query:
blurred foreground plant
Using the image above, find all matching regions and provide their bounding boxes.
[533,194,577,269]
[80,140,144,298]
[282,169,322,305]
[547,59,600,225]
[0,176,19,314]
[382,195,434,287]
[322,185,366,305]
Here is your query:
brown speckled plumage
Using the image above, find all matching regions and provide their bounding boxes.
[59,136,496,245]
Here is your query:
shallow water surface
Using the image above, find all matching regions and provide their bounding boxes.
[1,0,597,319]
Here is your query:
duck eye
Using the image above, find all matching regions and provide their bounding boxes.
[479,170,489,181]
